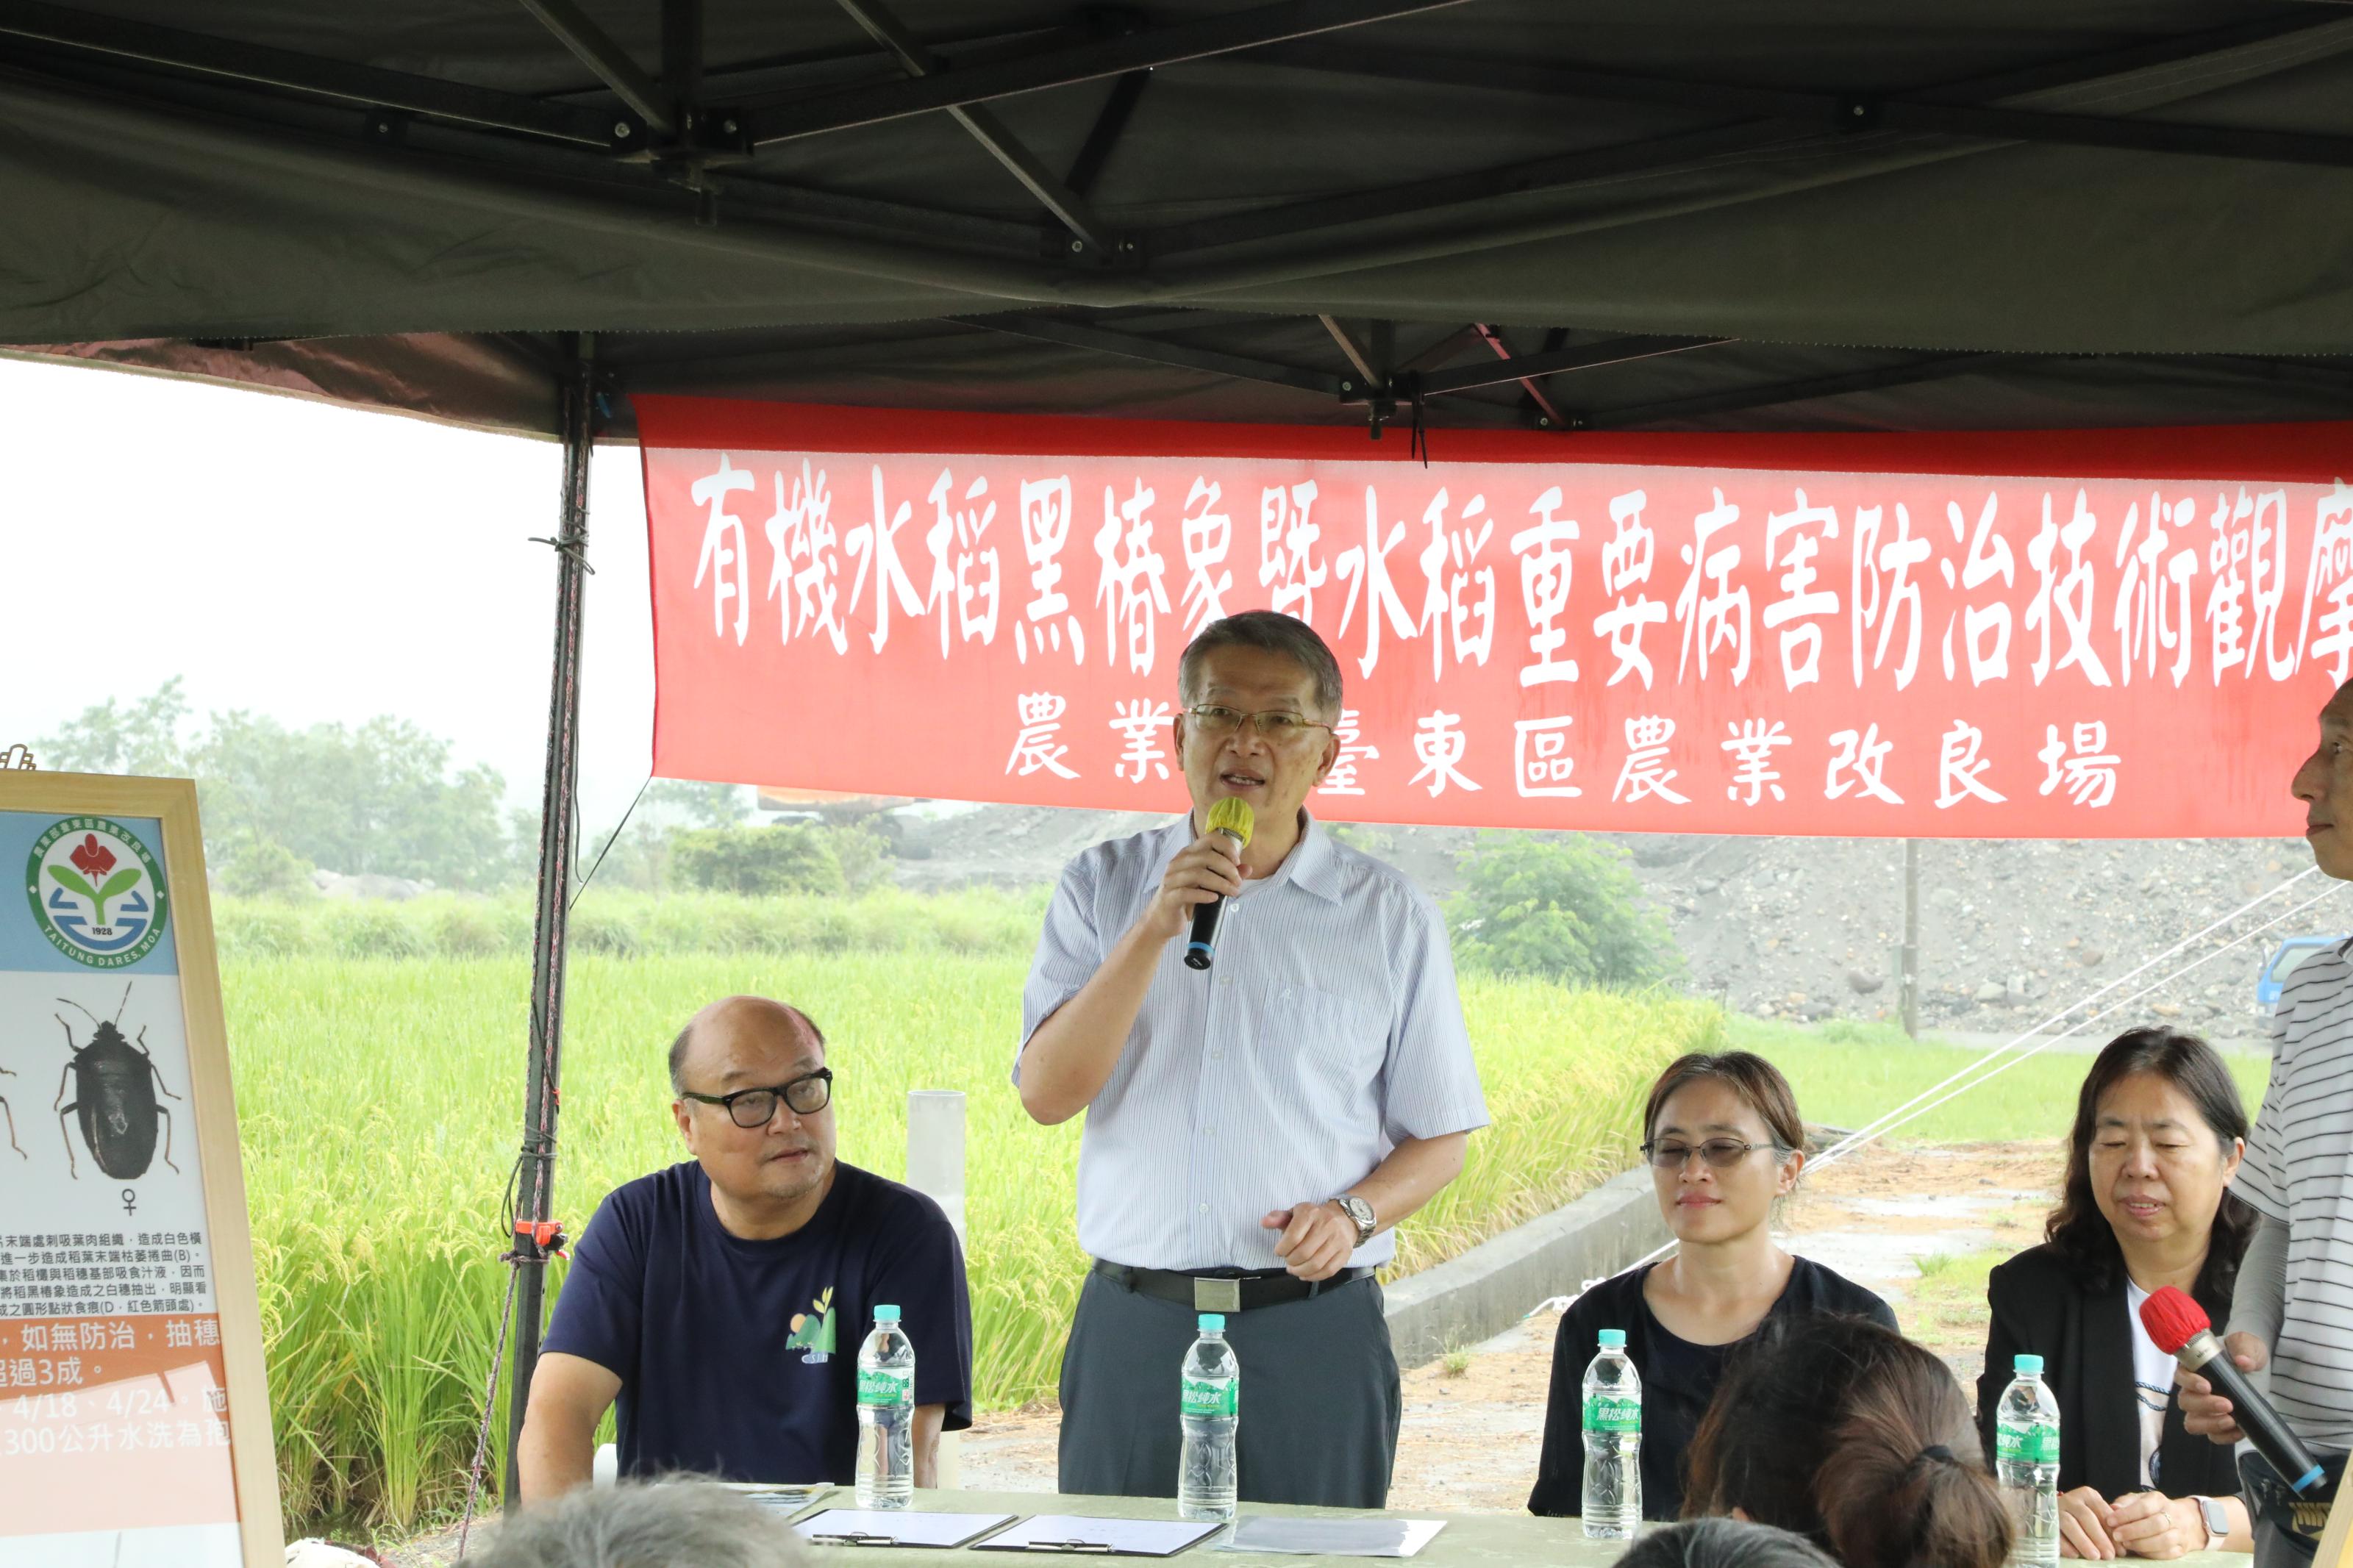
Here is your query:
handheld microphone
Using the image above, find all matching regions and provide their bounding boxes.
[2139,1285,2325,1495]
[1185,797,1254,972]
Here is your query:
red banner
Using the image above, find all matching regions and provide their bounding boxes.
[638,398,2353,837]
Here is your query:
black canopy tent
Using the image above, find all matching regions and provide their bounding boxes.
[4,0,2351,1506]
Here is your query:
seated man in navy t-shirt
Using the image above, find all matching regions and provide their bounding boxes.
[515,995,974,1498]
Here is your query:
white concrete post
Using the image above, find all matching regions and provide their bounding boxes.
[904,1089,967,1488]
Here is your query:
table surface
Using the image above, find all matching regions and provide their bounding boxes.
[781,1486,2244,1568]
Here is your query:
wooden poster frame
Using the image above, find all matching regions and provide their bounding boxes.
[0,770,282,1567]
[2318,1484,2350,1568]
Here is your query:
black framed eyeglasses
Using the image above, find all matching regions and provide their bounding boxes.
[680,1068,833,1128]
[1640,1137,1777,1170]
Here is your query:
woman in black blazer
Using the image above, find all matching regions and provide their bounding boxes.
[1979,1028,2254,1559]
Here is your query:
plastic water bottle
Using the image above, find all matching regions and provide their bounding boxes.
[1581,1328,1642,1539]
[1995,1353,2061,1567]
[854,1304,915,1509]
[1177,1313,1239,1522]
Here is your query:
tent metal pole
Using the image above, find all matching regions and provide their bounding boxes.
[506,332,597,1508]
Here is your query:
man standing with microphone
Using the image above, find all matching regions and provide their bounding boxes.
[2182,678,2353,1564]
[1017,610,1488,1508]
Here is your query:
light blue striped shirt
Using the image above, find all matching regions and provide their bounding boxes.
[1017,812,1489,1272]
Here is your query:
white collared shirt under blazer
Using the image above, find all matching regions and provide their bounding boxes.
[2238,938,2353,1448]
[1018,812,1490,1273]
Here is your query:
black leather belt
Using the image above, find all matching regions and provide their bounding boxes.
[1091,1259,1374,1312]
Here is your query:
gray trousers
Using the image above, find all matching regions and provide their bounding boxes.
[1057,1270,1402,1508]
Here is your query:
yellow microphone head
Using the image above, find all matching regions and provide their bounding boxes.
[1206,795,1254,848]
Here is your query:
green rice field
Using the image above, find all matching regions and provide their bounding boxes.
[223,933,1713,1540]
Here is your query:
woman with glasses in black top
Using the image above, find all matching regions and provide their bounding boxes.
[1529,1052,1895,1522]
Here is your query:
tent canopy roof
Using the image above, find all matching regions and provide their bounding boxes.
[7,0,2353,439]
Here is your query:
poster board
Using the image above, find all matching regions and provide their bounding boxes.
[0,771,281,1568]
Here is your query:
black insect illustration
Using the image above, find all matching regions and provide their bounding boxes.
[55,983,182,1181]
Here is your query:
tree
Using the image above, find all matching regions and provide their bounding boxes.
[41,681,526,889]
[640,779,752,830]
[671,825,846,895]
[38,677,190,776]
[1447,832,1681,989]
[190,712,516,887]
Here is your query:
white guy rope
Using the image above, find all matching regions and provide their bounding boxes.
[1811,867,2318,1161]
[1810,878,2346,1171]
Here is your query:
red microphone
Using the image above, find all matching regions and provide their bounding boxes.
[2138,1286,2324,1495]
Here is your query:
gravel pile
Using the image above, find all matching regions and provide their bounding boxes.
[874,801,2343,1043]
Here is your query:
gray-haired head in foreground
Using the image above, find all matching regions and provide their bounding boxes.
[1616,1519,1839,1568]
[472,1480,805,1568]
[1178,610,1343,719]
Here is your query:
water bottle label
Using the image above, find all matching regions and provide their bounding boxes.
[1181,1377,1238,1418]
[1996,1420,2058,1466]
[1582,1395,1640,1434]
[857,1367,913,1407]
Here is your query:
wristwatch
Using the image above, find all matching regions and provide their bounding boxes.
[1331,1195,1377,1247]
[2195,1497,2229,1548]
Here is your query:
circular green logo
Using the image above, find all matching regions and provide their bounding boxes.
[26,817,170,968]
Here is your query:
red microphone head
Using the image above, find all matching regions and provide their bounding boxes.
[2138,1286,2211,1356]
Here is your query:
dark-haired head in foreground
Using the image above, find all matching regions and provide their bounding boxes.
[1616,1519,1838,1568]
[1686,1313,2010,1568]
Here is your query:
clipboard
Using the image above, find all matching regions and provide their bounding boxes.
[796,1508,1019,1547]
[973,1515,1227,1556]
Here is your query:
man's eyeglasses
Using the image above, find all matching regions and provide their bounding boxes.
[1183,705,1333,744]
[1640,1137,1778,1170]
[679,1069,833,1128]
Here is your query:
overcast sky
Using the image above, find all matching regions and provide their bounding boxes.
[0,354,663,834]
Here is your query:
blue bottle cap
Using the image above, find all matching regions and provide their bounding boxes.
[2013,1353,2043,1374]
[1598,1329,1627,1349]
[1199,1314,1227,1331]
[875,1304,901,1322]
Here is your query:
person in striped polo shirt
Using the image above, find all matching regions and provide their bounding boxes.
[2182,678,2353,1564]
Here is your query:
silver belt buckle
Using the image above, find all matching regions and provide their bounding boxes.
[1192,1276,1242,1314]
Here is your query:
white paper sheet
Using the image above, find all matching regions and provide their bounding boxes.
[974,1514,1227,1556]
[1218,1517,1447,1558]
[795,1508,1018,1547]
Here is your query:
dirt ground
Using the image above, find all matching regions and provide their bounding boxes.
[374,1141,2059,1561]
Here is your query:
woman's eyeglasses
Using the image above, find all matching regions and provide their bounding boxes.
[1640,1137,1777,1170]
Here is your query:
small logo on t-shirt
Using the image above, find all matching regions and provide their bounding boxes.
[785,1286,836,1364]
